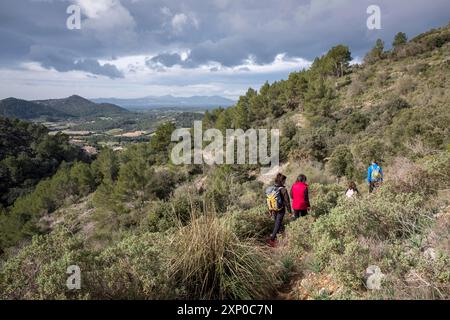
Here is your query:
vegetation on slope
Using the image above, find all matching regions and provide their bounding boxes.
[0,23,449,299]
[0,117,85,207]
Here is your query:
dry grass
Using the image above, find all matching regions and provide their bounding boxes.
[169,213,282,299]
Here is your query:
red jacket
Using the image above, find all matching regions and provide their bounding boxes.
[291,182,310,210]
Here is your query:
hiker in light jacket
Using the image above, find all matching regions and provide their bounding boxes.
[269,173,292,246]
[345,181,360,198]
[367,160,383,193]
[290,174,310,220]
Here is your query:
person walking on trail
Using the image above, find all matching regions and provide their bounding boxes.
[266,173,292,247]
[367,160,383,193]
[345,181,360,198]
[290,174,310,220]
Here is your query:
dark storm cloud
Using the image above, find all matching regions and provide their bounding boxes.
[29,45,124,78]
[145,52,185,71]
[0,0,449,73]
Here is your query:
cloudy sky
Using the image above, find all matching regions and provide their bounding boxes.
[0,0,449,100]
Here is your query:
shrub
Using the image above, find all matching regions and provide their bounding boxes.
[91,232,175,299]
[237,180,265,211]
[387,104,449,151]
[228,205,273,241]
[322,187,430,241]
[169,214,282,299]
[373,97,411,129]
[351,137,387,169]
[338,111,369,134]
[281,118,297,140]
[347,78,366,96]
[0,211,22,255]
[309,183,345,217]
[329,240,370,290]
[302,186,436,294]
[141,188,203,233]
[409,62,429,75]
[376,71,390,87]
[285,216,315,258]
[295,127,334,162]
[286,160,335,185]
[385,157,434,195]
[376,244,450,299]
[140,201,180,233]
[420,151,450,189]
[0,228,92,300]
[328,145,356,179]
[204,166,240,213]
[396,76,416,95]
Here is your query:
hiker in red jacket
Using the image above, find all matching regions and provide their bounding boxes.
[290,174,310,220]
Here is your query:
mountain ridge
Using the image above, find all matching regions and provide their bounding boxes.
[0,95,129,120]
[92,95,236,109]
[0,98,71,120]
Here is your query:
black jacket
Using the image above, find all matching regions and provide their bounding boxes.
[275,184,292,214]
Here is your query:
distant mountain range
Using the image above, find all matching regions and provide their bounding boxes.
[0,94,235,121]
[0,95,129,120]
[92,95,236,109]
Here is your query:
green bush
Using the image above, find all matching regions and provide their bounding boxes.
[328,145,356,179]
[285,216,315,258]
[228,205,273,241]
[351,137,387,169]
[91,232,175,299]
[309,183,345,217]
[329,240,370,290]
[420,151,450,189]
[233,179,264,211]
[295,127,334,162]
[387,104,449,151]
[2,161,98,251]
[317,187,430,242]
[375,243,450,299]
[141,190,203,233]
[337,111,369,134]
[0,228,92,300]
[302,186,435,292]
[204,166,240,213]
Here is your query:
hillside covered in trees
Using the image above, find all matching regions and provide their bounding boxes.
[0,23,449,300]
[0,95,129,120]
[0,118,86,207]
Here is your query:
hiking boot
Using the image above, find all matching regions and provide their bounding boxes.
[267,239,277,248]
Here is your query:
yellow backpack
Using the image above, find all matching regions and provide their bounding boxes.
[265,186,283,212]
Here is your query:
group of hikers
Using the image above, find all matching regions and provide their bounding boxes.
[266,160,383,247]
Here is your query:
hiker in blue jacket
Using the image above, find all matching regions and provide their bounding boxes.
[367,160,383,193]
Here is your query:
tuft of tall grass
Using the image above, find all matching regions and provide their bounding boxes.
[169,213,282,299]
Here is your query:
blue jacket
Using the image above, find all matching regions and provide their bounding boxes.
[367,163,383,183]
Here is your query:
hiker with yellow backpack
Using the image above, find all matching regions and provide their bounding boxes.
[367,160,383,193]
[265,173,292,247]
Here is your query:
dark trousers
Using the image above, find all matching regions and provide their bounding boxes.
[293,209,308,220]
[270,210,285,241]
[369,182,380,193]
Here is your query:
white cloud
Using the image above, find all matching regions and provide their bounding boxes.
[161,6,172,16]
[76,0,137,45]
[163,8,199,35]
[76,0,116,18]
[0,53,312,100]
[171,13,188,33]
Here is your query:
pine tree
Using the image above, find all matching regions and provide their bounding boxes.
[393,32,408,49]
[365,38,385,64]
